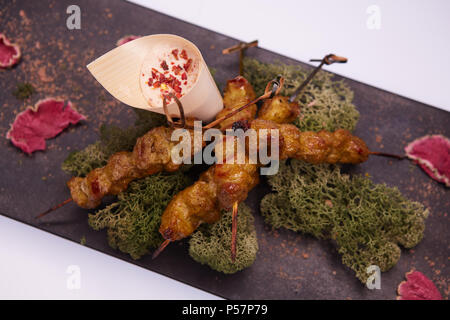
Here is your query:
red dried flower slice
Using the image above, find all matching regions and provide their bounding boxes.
[397,270,442,300]
[116,35,141,46]
[0,33,21,68]
[405,134,450,187]
[6,98,86,154]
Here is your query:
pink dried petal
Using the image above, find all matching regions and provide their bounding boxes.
[116,35,141,46]
[6,98,86,154]
[405,135,450,187]
[397,270,442,300]
[0,33,21,68]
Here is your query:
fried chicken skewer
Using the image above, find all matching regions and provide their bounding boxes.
[156,119,377,259]
[36,76,284,217]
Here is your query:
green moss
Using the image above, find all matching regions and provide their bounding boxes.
[189,203,258,274]
[13,82,35,100]
[88,172,191,260]
[243,58,359,132]
[61,142,108,177]
[62,109,166,177]
[261,160,428,283]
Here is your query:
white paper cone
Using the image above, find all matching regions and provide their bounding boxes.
[87,34,223,122]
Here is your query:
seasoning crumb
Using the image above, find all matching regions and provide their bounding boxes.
[38,66,54,82]
[375,134,382,143]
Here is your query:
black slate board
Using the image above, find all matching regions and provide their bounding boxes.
[0,0,448,300]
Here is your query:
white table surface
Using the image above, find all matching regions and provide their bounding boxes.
[1,0,449,299]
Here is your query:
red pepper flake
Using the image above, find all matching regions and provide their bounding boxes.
[165,75,173,87]
[153,81,160,88]
[147,78,153,86]
[170,61,174,65]
[142,73,144,76]
[171,49,179,60]
[173,85,182,94]
[184,81,187,85]
[160,60,169,71]
[151,68,158,79]
[183,58,192,72]
[172,65,182,75]
[175,92,182,98]
[181,72,187,80]
[180,49,188,60]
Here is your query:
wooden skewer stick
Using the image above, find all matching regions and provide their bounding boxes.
[231,201,239,263]
[222,40,258,76]
[369,151,406,160]
[289,54,348,103]
[35,198,73,219]
[204,76,284,130]
[152,239,171,259]
[163,92,186,129]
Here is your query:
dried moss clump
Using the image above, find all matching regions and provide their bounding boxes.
[13,82,35,100]
[62,109,166,176]
[88,172,191,259]
[261,160,429,282]
[243,58,359,132]
[189,203,258,274]
[62,142,108,177]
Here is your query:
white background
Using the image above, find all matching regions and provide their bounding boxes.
[1,0,449,299]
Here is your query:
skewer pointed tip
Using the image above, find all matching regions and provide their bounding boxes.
[35,198,73,219]
[369,151,406,160]
[152,239,171,259]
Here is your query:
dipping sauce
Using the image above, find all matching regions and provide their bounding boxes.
[140,42,200,108]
